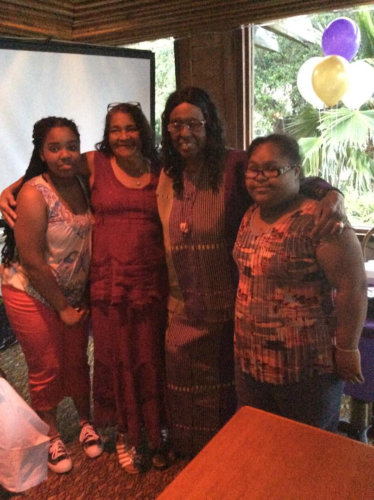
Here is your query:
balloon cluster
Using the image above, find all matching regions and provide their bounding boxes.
[297,17,374,109]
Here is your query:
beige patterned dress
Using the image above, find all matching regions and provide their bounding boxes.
[157,149,250,456]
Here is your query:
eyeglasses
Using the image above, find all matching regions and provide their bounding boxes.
[107,102,141,112]
[167,120,206,134]
[245,164,296,179]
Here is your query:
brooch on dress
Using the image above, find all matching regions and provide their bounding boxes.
[180,222,191,234]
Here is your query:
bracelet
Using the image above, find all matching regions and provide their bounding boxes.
[335,345,359,353]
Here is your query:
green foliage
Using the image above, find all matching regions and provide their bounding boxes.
[344,188,374,226]
[254,38,317,135]
[125,39,176,143]
[288,108,374,191]
[254,8,372,136]
[255,7,374,226]
[357,10,374,58]
[289,107,374,226]
[284,106,321,139]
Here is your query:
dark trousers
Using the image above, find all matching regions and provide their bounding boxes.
[235,368,344,432]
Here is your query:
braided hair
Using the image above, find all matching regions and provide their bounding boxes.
[1,117,80,267]
[161,86,226,195]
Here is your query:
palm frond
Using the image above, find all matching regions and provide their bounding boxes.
[357,10,374,59]
[284,107,320,140]
[287,107,374,193]
[298,137,323,176]
[317,109,374,149]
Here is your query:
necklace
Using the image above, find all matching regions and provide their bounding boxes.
[179,169,201,235]
[135,158,151,186]
[113,157,150,187]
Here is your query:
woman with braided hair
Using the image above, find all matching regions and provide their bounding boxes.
[1,117,103,474]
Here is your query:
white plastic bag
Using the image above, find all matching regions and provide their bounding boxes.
[0,378,50,492]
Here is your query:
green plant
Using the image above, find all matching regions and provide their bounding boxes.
[125,38,176,144]
[286,107,374,189]
[344,189,374,226]
[257,7,374,226]
[357,10,374,58]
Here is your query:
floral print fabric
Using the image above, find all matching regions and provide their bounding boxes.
[2,175,92,307]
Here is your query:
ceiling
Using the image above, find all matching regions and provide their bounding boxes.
[1,0,372,46]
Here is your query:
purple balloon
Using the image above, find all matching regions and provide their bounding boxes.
[322,17,361,62]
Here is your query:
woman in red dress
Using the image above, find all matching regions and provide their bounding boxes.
[84,103,169,474]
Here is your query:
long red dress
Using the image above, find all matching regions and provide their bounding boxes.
[90,151,168,448]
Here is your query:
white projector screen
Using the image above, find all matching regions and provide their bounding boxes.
[0,39,155,193]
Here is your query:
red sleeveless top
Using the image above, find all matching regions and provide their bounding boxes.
[90,151,168,308]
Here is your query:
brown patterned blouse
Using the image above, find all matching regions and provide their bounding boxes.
[233,198,336,385]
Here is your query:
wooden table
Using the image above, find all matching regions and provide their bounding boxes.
[158,406,374,500]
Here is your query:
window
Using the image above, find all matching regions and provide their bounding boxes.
[125,38,176,144]
[253,6,374,227]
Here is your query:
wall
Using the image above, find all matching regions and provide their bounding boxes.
[174,26,253,150]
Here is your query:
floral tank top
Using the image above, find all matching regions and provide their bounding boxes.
[2,175,93,308]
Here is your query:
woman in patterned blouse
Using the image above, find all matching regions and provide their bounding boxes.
[234,133,367,432]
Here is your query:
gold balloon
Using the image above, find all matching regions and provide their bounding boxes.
[312,55,350,107]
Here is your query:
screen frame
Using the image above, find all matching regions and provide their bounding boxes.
[0,37,156,128]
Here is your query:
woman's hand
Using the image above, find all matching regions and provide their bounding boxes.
[335,348,365,384]
[59,305,85,327]
[310,191,347,240]
[75,304,90,322]
[0,187,17,228]
[75,292,91,322]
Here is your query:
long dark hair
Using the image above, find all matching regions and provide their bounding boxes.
[161,86,226,195]
[1,117,80,267]
[95,103,160,170]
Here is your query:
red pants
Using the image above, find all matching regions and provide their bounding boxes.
[1,285,90,411]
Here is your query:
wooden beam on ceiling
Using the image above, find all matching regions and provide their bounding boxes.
[0,0,372,46]
[71,0,374,45]
[0,0,73,40]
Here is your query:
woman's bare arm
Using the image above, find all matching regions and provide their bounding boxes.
[316,229,368,383]
[14,185,84,326]
[81,151,95,187]
[78,151,93,177]
[0,177,23,227]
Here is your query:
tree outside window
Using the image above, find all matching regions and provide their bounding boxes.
[254,7,374,227]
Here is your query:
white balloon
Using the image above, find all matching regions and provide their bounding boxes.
[297,57,325,109]
[342,60,374,109]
